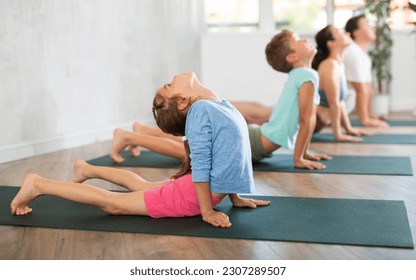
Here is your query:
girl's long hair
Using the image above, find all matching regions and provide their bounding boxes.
[312,25,334,70]
[152,93,192,179]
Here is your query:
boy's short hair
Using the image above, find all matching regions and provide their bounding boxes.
[345,15,365,40]
[265,30,295,73]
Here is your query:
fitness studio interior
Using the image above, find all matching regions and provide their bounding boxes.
[1,0,416,268]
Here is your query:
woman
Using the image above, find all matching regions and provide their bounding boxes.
[312,25,370,141]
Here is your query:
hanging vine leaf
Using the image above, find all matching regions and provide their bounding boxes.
[365,0,393,94]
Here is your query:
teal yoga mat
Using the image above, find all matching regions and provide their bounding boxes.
[87,151,413,176]
[350,119,416,127]
[312,133,416,144]
[0,186,413,248]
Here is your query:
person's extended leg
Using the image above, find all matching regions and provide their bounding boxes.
[314,106,331,133]
[231,101,272,125]
[11,173,149,216]
[127,122,182,157]
[110,128,185,163]
[72,160,164,191]
[133,122,181,142]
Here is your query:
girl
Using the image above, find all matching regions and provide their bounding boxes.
[11,72,269,228]
[312,25,371,141]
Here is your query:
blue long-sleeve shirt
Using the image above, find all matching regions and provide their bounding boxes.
[185,100,254,194]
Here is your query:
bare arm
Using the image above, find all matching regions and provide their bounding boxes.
[320,61,344,138]
[295,82,327,169]
[194,182,231,228]
[350,82,389,128]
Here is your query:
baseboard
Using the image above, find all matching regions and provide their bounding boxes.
[0,119,155,164]
[390,98,416,112]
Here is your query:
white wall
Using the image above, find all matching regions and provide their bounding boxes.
[390,30,416,111]
[201,32,289,106]
[0,0,204,163]
[201,30,416,112]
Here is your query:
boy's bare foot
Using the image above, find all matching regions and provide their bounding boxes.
[72,160,90,183]
[10,173,42,215]
[132,122,144,133]
[128,145,141,157]
[129,123,142,157]
[110,128,128,163]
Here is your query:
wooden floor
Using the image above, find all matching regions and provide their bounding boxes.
[1,112,416,260]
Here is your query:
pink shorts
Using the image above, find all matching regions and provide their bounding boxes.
[144,174,221,218]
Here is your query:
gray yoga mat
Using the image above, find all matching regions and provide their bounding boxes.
[350,119,416,127]
[87,151,413,176]
[312,133,416,144]
[0,186,413,248]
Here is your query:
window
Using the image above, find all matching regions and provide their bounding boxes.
[333,0,365,28]
[204,0,416,32]
[205,0,259,32]
[272,0,326,32]
[389,0,416,29]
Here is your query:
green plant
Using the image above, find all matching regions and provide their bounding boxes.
[365,0,393,94]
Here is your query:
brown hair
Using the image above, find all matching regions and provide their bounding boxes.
[312,25,334,70]
[265,30,295,73]
[345,15,365,40]
[152,92,191,179]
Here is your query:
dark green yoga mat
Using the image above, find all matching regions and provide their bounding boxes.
[0,186,413,248]
[87,151,413,176]
[350,119,416,127]
[312,133,416,144]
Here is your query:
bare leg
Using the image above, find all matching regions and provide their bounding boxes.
[314,108,330,133]
[231,101,272,125]
[11,173,149,216]
[72,160,164,191]
[133,122,181,142]
[127,122,181,156]
[128,122,182,157]
[110,128,185,163]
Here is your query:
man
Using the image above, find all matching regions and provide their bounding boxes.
[343,15,389,128]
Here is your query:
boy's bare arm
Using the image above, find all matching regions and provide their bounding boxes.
[193,182,231,228]
[295,82,327,169]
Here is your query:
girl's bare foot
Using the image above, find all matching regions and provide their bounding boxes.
[110,128,129,163]
[10,173,42,215]
[72,160,90,183]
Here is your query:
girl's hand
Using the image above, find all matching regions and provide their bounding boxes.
[201,210,232,228]
[304,153,332,161]
[230,194,270,208]
[346,127,373,136]
[335,134,363,142]
[295,159,326,170]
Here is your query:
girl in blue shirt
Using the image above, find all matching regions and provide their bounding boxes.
[11,72,269,228]
[152,72,269,227]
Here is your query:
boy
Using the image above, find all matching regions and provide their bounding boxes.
[249,30,332,169]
